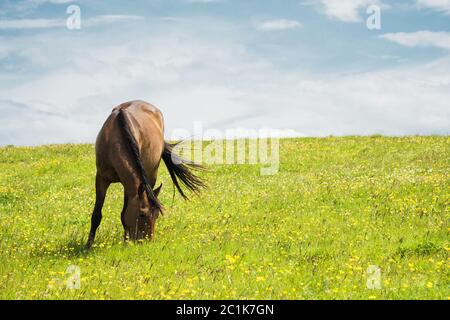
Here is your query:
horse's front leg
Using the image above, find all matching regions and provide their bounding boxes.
[120,192,129,241]
[86,175,110,249]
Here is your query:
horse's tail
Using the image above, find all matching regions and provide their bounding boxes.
[117,109,163,210]
[162,141,206,200]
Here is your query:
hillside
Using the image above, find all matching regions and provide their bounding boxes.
[0,136,448,299]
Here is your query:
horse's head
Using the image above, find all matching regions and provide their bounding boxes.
[124,183,163,241]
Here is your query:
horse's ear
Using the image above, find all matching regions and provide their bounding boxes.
[153,183,162,197]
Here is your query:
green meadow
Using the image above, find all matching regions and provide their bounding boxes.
[0,136,448,299]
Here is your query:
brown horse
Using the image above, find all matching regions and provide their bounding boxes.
[86,100,205,248]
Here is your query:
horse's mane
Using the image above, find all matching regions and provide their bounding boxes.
[116,109,163,211]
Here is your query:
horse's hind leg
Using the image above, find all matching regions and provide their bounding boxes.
[86,175,110,249]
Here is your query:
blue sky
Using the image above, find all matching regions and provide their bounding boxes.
[0,0,449,145]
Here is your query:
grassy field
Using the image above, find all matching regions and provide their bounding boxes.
[0,136,448,300]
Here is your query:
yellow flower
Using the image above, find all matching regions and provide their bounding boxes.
[225,255,240,264]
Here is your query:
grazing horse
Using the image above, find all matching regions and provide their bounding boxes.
[86,100,205,248]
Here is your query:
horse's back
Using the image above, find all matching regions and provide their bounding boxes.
[95,100,165,184]
[112,100,164,129]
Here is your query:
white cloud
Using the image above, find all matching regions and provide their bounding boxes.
[0,15,143,30]
[0,18,449,146]
[84,15,144,27]
[417,0,450,14]
[257,19,302,31]
[311,0,384,22]
[380,31,450,50]
[0,18,65,29]
[0,0,73,16]
[0,99,95,146]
